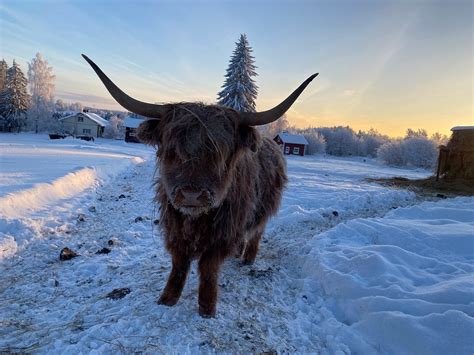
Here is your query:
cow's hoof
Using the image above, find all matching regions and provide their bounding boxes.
[157,294,179,306]
[199,305,216,318]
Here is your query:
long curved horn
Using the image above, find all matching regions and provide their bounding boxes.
[82,54,166,118]
[239,73,318,126]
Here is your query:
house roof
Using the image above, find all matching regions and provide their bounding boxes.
[123,117,145,128]
[275,132,308,145]
[59,112,109,127]
[451,126,474,131]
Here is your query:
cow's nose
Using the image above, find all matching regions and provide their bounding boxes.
[174,187,210,207]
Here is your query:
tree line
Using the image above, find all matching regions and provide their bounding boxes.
[0,53,58,132]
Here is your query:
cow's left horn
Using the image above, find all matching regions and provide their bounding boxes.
[239,73,318,126]
[82,54,167,118]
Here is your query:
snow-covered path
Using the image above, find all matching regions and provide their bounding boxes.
[0,144,472,353]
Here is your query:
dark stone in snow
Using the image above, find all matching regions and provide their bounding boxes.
[77,214,86,222]
[88,206,96,213]
[96,247,111,254]
[118,194,126,199]
[436,193,447,199]
[107,288,131,300]
[60,247,79,261]
[153,219,160,225]
[332,211,339,217]
[134,216,143,223]
[107,239,115,246]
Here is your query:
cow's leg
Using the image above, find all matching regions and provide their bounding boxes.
[198,248,226,318]
[242,230,263,265]
[157,253,191,306]
[234,240,245,258]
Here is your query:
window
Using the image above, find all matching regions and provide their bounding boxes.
[83,129,91,134]
[285,146,290,154]
[77,117,84,122]
[293,147,300,155]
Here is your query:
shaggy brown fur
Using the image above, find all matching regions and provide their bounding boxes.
[137,103,287,317]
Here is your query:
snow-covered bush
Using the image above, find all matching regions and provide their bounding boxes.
[298,129,326,154]
[402,137,437,168]
[377,135,438,169]
[357,129,390,157]
[377,140,404,166]
[103,115,124,139]
[317,126,360,156]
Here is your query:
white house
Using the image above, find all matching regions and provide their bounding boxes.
[59,110,109,138]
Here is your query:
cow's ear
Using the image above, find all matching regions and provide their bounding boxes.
[137,119,160,145]
[238,125,260,152]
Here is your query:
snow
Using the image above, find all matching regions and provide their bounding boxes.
[301,197,474,354]
[0,133,153,256]
[451,126,474,131]
[0,134,472,353]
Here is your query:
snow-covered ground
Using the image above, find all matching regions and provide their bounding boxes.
[0,133,472,353]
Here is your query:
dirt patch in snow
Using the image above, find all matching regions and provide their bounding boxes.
[367,176,474,197]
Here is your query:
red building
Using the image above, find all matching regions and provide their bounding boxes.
[273,132,309,156]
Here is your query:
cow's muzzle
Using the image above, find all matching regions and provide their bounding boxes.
[173,187,211,208]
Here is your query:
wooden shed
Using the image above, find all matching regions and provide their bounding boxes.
[436,126,474,181]
[273,132,309,156]
[123,116,145,143]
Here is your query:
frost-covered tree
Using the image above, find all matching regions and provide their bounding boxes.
[406,128,428,139]
[27,53,56,132]
[377,128,438,169]
[316,126,361,156]
[217,34,258,112]
[103,114,124,139]
[258,114,290,137]
[430,132,448,146]
[0,60,30,132]
[357,128,390,157]
[377,140,405,166]
[402,137,437,168]
[298,128,326,154]
[0,59,8,93]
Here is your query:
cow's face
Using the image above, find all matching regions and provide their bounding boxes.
[138,104,259,216]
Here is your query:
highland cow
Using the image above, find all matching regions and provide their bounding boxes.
[82,54,317,317]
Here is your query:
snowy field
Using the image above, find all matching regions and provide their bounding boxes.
[0,133,472,353]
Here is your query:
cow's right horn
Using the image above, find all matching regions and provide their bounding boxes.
[82,54,167,119]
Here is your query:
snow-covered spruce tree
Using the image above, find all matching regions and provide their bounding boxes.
[27,53,56,133]
[217,34,258,112]
[0,60,30,132]
[0,59,8,93]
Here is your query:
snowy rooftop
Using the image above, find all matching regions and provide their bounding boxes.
[275,132,309,145]
[451,126,474,131]
[123,117,145,128]
[60,112,109,127]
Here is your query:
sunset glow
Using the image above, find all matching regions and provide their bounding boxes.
[1,0,472,137]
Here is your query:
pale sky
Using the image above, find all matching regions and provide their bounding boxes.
[1,0,472,137]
